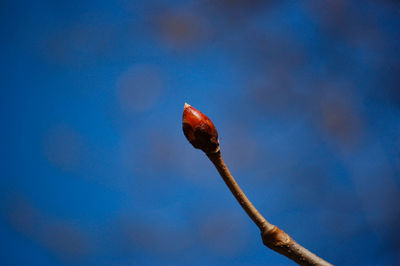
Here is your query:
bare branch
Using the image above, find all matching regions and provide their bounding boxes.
[183,103,333,266]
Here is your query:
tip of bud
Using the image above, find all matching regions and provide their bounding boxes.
[182,104,219,154]
[184,102,191,109]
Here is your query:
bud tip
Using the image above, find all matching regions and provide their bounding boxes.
[182,103,219,154]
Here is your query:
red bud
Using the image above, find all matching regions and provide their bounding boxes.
[182,103,219,154]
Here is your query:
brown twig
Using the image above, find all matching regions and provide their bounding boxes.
[182,103,333,265]
[206,151,332,266]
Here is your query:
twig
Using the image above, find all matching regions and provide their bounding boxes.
[182,103,333,266]
[206,151,332,266]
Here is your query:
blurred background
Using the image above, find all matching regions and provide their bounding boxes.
[1,0,400,265]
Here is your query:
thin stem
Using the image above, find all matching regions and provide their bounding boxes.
[206,151,332,266]
[206,151,274,232]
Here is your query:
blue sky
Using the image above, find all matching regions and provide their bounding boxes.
[1,1,400,265]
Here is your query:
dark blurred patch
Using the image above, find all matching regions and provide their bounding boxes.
[316,91,364,147]
[380,63,400,108]
[237,36,309,116]
[247,77,303,115]
[152,9,211,50]
[307,0,350,37]
[288,165,331,207]
[113,216,192,257]
[116,64,164,113]
[41,222,90,261]
[205,0,274,20]
[2,194,91,262]
[245,34,307,73]
[198,211,249,257]
[309,1,384,46]
[43,125,85,172]
[2,194,38,235]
